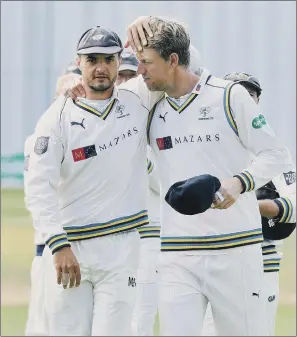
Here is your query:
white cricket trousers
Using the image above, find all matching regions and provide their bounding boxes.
[264,271,279,335]
[43,230,139,336]
[201,270,279,336]
[131,237,160,336]
[25,245,49,336]
[158,244,269,336]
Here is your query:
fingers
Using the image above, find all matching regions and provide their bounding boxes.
[142,20,153,39]
[53,247,81,289]
[61,263,82,289]
[61,265,69,289]
[66,83,85,101]
[76,83,85,98]
[212,194,236,210]
[74,264,81,287]
[131,25,142,51]
[68,269,76,288]
[127,25,136,52]
[58,264,81,289]
[212,188,233,209]
[212,189,225,207]
[124,39,130,48]
[55,264,62,285]
[214,198,235,210]
[135,23,148,48]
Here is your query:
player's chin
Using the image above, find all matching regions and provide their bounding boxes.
[145,82,160,92]
[90,82,111,92]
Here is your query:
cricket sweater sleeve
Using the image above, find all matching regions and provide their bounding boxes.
[227,83,292,192]
[26,96,70,254]
[23,134,35,210]
[272,167,296,223]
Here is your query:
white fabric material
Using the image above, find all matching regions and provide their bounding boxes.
[25,256,49,336]
[131,236,160,336]
[26,90,149,245]
[147,145,160,224]
[24,135,44,245]
[43,231,139,336]
[201,266,279,336]
[158,244,269,336]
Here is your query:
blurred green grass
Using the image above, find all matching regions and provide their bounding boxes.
[1,189,296,336]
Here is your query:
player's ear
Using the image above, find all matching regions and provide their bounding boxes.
[169,53,179,68]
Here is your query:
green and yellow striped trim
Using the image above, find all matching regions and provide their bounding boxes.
[138,226,160,239]
[275,197,293,223]
[261,244,277,256]
[46,233,71,254]
[166,93,198,114]
[234,170,255,192]
[161,228,263,251]
[223,82,239,136]
[74,98,117,120]
[263,258,281,272]
[64,210,148,241]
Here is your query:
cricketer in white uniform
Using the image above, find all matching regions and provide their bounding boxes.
[202,73,296,336]
[24,135,49,336]
[132,44,202,336]
[26,27,160,336]
[131,16,293,336]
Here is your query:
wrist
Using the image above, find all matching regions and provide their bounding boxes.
[45,233,71,254]
[233,170,255,193]
[233,176,244,194]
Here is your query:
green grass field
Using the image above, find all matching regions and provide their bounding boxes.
[1,189,296,336]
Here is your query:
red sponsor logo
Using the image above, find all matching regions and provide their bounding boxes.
[72,148,86,162]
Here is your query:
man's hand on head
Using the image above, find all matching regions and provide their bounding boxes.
[125,16,153,52]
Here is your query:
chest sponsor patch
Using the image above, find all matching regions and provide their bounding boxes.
[72,145,97,162]
[156,136,173,150]
[283,171,296,185]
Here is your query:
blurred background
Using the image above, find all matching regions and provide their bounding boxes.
[1,1,296,335]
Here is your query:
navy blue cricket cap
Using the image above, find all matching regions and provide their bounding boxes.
[165,174,221,215]
[77,26,123,55]
[119,49,139,72]
[223,72,262,97]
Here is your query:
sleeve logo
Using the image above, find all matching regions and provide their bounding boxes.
[252,114,267,129]
[283,171,296,185]
[34,136,49,155]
